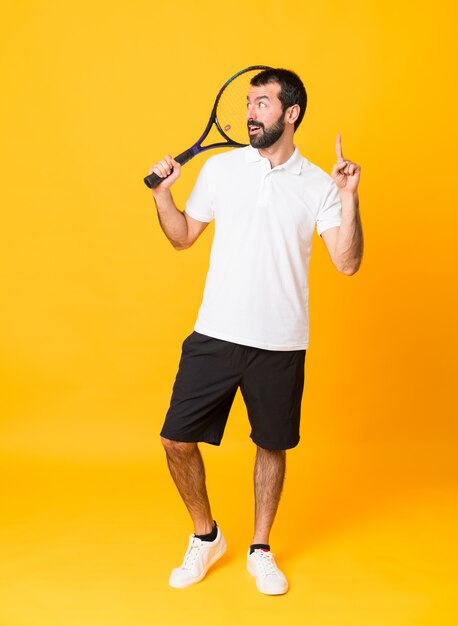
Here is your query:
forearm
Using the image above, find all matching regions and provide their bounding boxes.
[152,188,189,250]
[335,191,363,275]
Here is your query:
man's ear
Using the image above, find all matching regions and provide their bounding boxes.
[286,104,300,126]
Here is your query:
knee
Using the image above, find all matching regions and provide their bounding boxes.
[257,445,286,456]
[160,436,197,457]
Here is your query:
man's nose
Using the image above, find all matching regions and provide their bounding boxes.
[247,106,257,121]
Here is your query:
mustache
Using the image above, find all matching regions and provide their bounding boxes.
[247,120,265,130]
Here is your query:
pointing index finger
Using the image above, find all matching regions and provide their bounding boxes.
[336,133,344,160]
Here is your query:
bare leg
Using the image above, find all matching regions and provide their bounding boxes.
[252,446,286,545]
[161,437,214,535]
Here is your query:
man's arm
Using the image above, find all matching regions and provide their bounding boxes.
[149,155,209,250]
[321,191,363,275]
[322,134,363,275]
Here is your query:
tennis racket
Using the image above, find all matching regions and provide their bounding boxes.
[143,65,272,189]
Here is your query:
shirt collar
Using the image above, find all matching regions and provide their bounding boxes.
[244,145,303,175]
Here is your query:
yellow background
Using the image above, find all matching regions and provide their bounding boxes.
[1,1,457,624]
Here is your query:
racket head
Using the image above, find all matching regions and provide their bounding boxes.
[212,65,273,146]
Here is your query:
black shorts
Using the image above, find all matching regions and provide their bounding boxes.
[160,331,306,450]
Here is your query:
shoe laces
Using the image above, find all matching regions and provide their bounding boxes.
[252,550,279,576]
[181,536,203,570]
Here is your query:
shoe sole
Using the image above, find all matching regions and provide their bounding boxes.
[169,535,228,588]
[247,559,289,595]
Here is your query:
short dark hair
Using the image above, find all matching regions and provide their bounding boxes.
[250,68,307,130]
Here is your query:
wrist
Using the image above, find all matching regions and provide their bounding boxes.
[152,186,172,202]
[339,189,358,199]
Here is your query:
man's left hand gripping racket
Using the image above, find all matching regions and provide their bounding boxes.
[143,65,271,189]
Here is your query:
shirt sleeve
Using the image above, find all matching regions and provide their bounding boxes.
[316,178,342,236]
[184,160,215,223]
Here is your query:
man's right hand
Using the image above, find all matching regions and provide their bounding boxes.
[148,154,181,196]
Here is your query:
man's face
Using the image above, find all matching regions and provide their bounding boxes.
[246,82,286,149]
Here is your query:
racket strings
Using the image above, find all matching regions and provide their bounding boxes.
[216,69,260,145]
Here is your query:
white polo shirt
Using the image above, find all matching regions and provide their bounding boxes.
[184,145,342,350]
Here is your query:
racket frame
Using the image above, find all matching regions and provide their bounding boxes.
[144,64,272,188]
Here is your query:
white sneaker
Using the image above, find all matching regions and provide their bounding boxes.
[169,527,227,588]
[247,548,289,595]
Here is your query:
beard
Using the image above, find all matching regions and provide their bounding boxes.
[248,112,286,149]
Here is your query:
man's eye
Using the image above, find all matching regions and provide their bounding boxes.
[259,102,266,108]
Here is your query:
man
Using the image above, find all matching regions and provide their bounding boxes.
[148,68,363,595]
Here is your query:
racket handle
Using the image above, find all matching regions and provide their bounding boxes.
[143,147,197,188]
